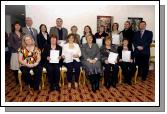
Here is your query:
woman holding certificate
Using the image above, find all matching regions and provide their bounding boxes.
[117,38,136,85]
[100,36,119,89]
[80,25,96,46]
[18,35,42,95]
[81,35,102,92]
[62,33,81,89]
[42,34,62,92]
[111,23,123,49]
[95,25,108,47]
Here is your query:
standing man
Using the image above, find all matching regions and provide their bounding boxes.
[49,18,68,40]
[22,17,38,45]
[133,21,153,81]
[121,21,134,50]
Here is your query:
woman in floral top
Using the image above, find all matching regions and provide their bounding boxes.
[18,34,42,95]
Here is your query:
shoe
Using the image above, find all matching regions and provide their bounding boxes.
[68,83,71,89]
[74,82,78,88]
[92,83,96,93]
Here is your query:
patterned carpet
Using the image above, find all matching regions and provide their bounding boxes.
[5,64,155,102]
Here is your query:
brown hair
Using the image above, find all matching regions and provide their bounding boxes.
[104,36,112,43]
[66,33,76,43]
[112,23,119,31]
[83,25,93,36]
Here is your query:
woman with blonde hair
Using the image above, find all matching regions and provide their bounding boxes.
[18,34,42,95]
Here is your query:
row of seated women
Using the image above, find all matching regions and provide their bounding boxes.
[18,33,136,95]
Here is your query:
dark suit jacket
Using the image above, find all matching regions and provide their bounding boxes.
[133,30,153,55]
[49,26,68,40]
[22,26,38,45]
[37,32,50,50]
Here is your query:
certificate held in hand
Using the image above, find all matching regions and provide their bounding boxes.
[96,37,103,48]
[108,52,118,64]
[122,50,131,62]
[112,34,120,45]
[49,50,59,63]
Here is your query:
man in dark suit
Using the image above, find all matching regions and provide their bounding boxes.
[49,18,68,40]
[133,21,153,81]
[22,17,38,45]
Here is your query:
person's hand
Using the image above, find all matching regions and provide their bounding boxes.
[33,62,38,67]
[58,56,62,60]
[119,59,123,62]
[92,59,97,64]
[130,59,133,63]
[114,60,117,64]
[73,54,79,58]
[62,55,65,59]
[47,56,51,61]
[137,46,143,51]
[26,64,33,68]
[105,60,109,64]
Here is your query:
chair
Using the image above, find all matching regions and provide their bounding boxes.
[18,67,47,93]
[150,43,155,70]
[118,66,138,84]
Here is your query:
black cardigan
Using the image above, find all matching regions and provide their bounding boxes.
[117,46,134,60]
[41,44,62,66]
[37,32,50,50]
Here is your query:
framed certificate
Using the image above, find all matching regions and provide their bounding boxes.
[108,52,118,64]
[49,50,59,63]
[122,50,131,62]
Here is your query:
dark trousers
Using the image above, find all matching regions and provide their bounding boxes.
[103,63,119,87]
[65,60,81,83]
[46,63,60,88]
[88,74,100,92]
[120,62,136,84]
[135,53,150,80]
[20,65,42,90]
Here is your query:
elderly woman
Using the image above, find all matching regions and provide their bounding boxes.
[62,33,81,89]
[18,35,42,95]
[42,34,62,92]
[81,35,102,92]
[100,36,119,89]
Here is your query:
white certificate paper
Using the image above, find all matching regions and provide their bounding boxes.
[112,34,120,45]
[82,37,87,44]
[122,50,131,62]
[58,40,66,47]
[96,38,103,48]
[49,50,59,63]
[108,52,118,64]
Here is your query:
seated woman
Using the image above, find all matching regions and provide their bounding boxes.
[117,38,136,85]
[100,36,119,89]
[62,33,81,89]
[18,34,42,95]
[81,35,102,92]
[42,34,62,92]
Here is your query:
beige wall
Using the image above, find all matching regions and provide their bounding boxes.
[26,5,155,40]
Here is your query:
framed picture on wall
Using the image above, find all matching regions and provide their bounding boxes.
[128,17,143,31]
[97,16,113,36]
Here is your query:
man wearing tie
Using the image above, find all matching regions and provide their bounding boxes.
[133,21,153,81]
[22,17,38,45]
[49,18,68,40]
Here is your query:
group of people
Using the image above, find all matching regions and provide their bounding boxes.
[7,17,153,95]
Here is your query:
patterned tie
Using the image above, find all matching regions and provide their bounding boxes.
[29,28,34,38]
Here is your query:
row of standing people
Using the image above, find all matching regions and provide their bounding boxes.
[8,17,153,95]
